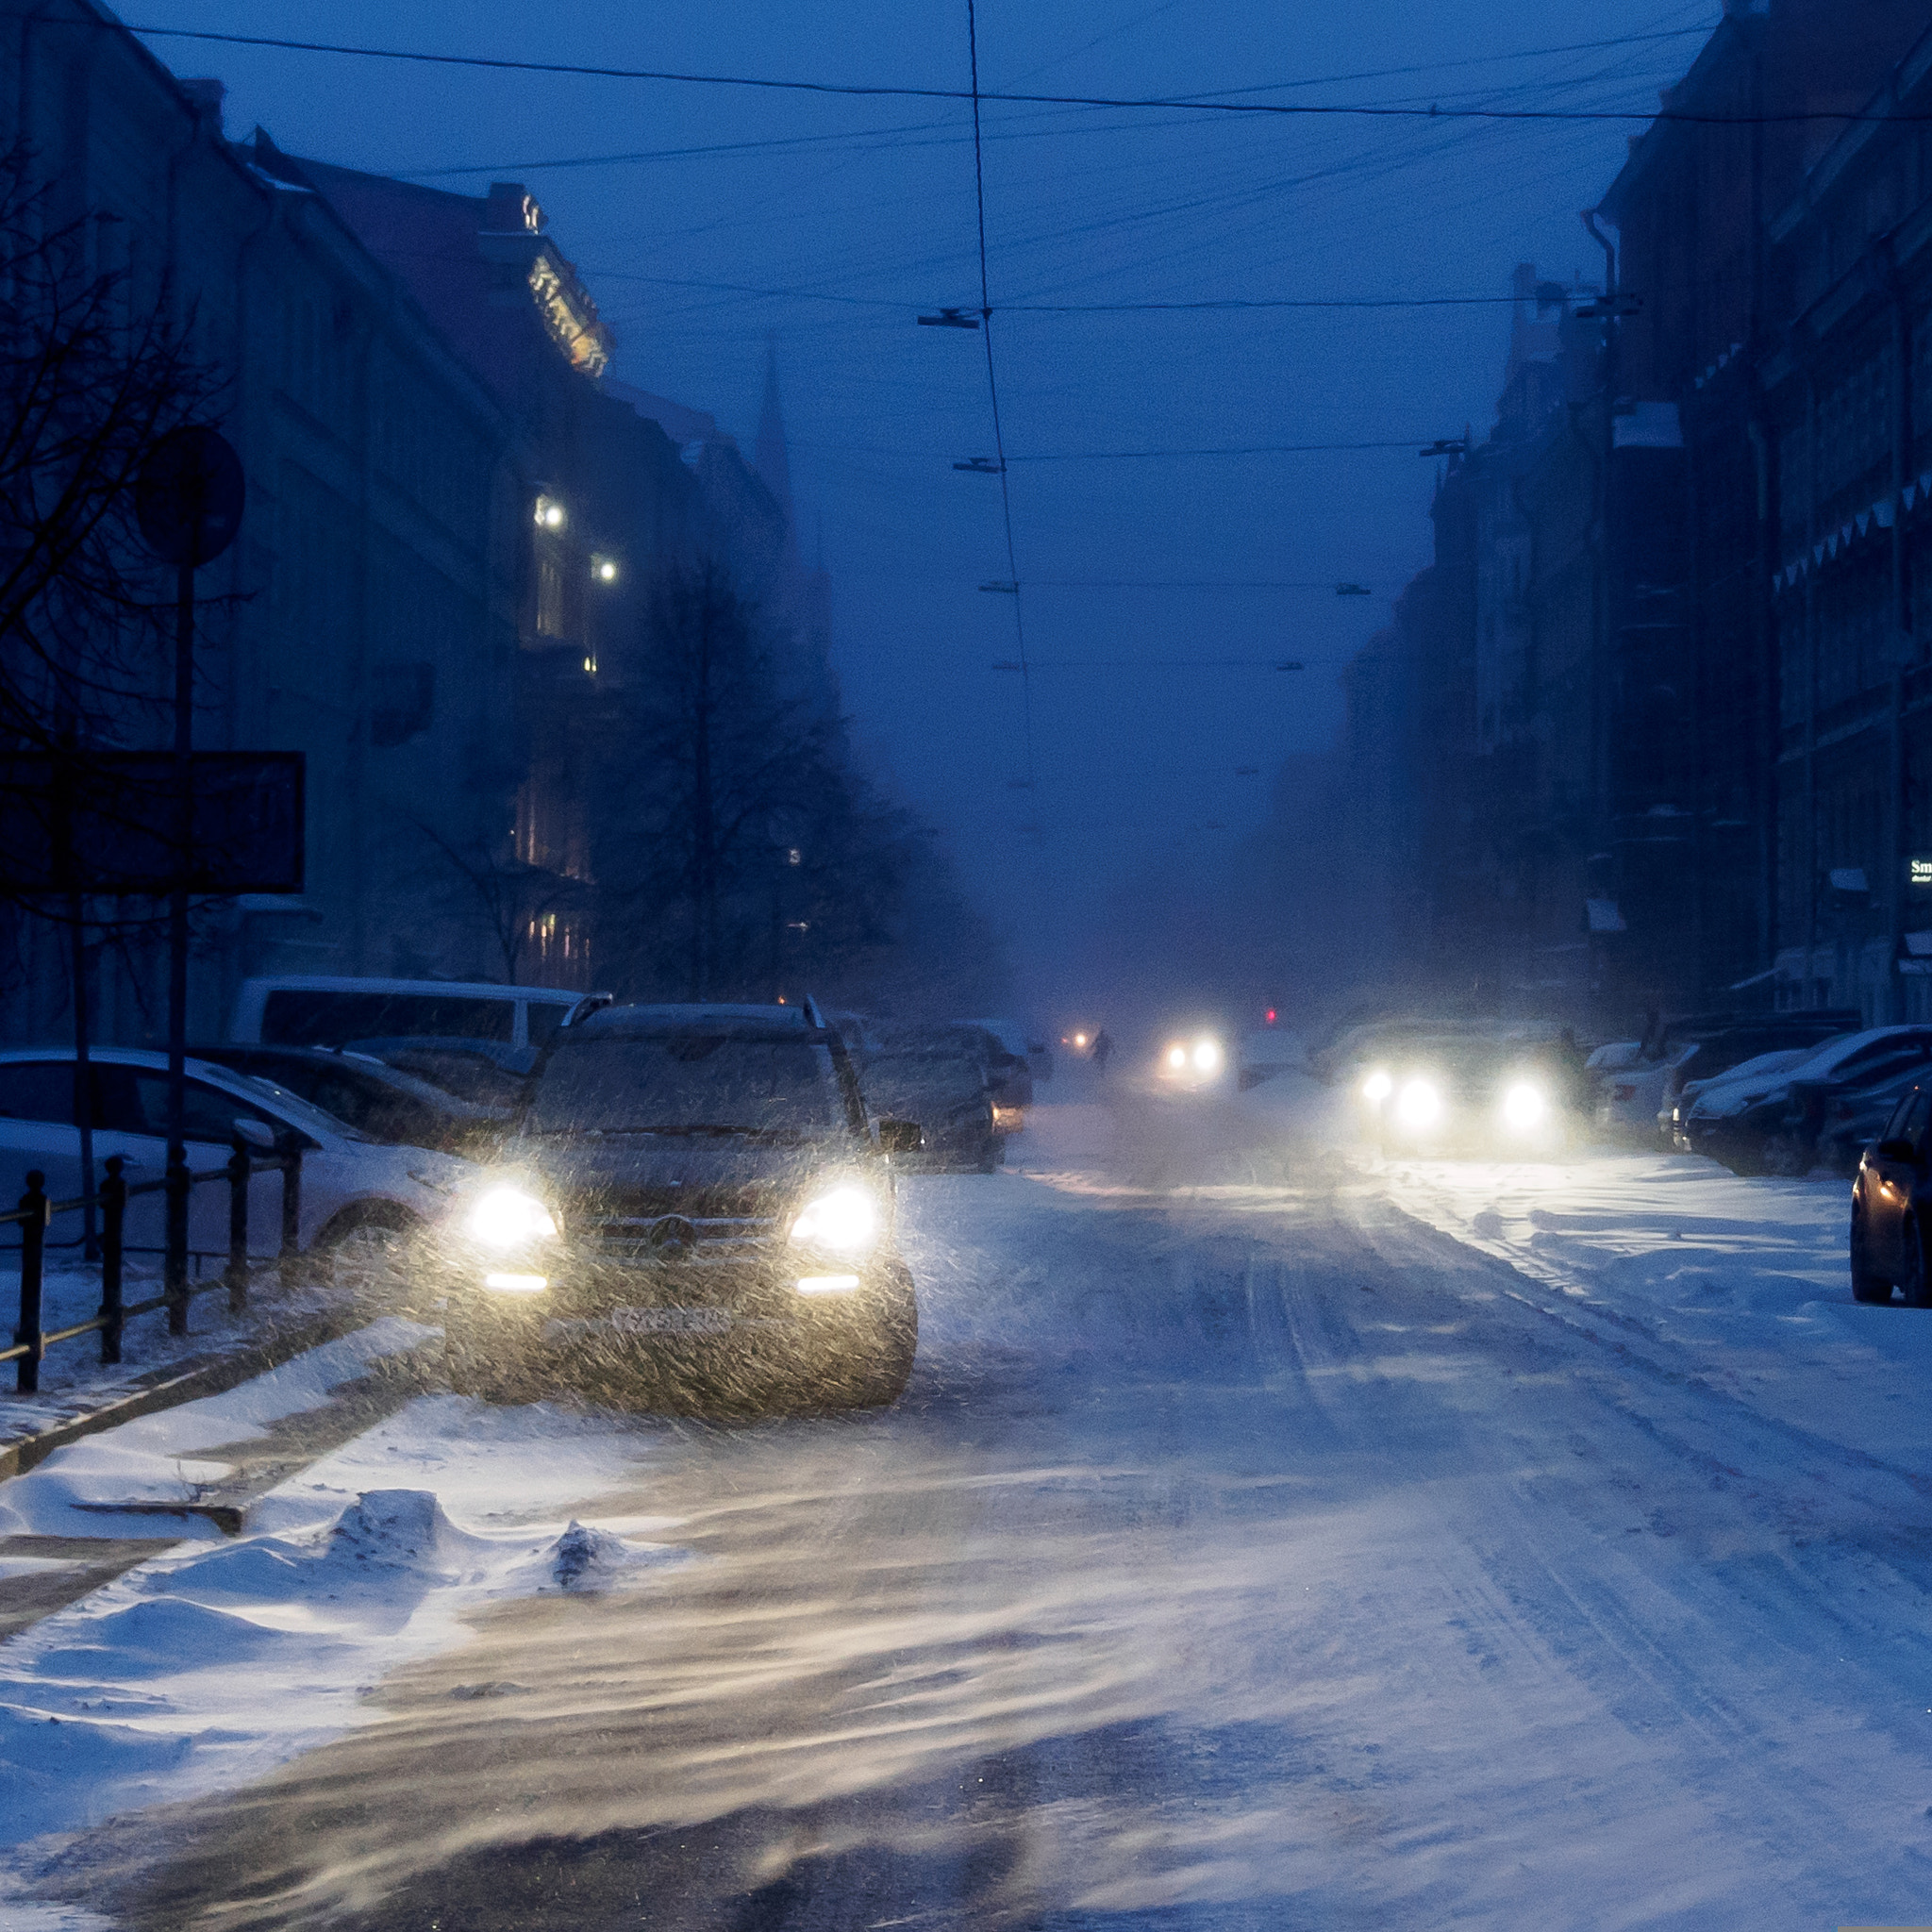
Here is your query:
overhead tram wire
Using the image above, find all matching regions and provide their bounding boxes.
[963,0,1035,795]
[117,24,1932,127]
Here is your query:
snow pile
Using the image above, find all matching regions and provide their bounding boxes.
[0,1357,682,1858]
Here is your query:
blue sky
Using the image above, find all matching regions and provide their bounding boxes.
[134,0,1716,1012]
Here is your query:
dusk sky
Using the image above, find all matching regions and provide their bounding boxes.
[133,0,1714,1012]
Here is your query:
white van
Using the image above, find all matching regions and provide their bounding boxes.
[229,976,612,1053]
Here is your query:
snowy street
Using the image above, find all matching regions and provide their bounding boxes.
[9,1082,1932,1928]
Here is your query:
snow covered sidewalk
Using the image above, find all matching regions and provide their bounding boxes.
[0,1321,679,1919]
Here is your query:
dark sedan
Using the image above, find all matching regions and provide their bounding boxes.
[1851,1082,1932,1305]
[190,1043,509,1157]
[860,1024,1009,1172]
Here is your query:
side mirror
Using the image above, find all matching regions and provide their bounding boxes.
[1875,1137,1918,1164]
[232,1117,277,1153]
[877,1118,924,1156]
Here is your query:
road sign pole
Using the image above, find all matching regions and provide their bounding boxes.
[164,558,192,1326]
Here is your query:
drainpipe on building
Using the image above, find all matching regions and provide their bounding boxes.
[1890,259,1914,1020]
[1582,208,1618,1008]
[1804,374,1820,1006]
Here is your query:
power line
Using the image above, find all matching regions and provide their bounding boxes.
[963,0,1035,793]
[117,21,1932,127]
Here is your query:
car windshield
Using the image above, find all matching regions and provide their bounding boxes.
[866,1051,991,1104]
[525,1033,844,1137]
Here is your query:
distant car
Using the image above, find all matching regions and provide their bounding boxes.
[1156,1028,1228,1091]
[0,1047,476,1264]
[437,1000,921,1410]
[1851,1081,1932,1305]
[1693,1028,1932,1175]
[1356,1028,1589,1155]
[187,1043,508,1158]
[860,1024,1008,1171]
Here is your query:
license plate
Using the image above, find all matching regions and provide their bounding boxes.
[545,1306,734,1343]
[612,1305,733,1336]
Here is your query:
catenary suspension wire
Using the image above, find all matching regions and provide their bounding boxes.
[117,22,1932,126]
[964,0,1035,793]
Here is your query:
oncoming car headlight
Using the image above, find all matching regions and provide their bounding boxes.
[1502,1081,1546,1132]
[1394,1077,1441,1132]
[789,1184,880,1255]
[1361,1068,1393,1105]
[1191,1038,1222,1074]
[465,1185,558,1249]
[1166,1043,1188,1070]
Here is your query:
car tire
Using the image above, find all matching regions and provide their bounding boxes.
[1899,1218,1932,1309]
[850,1289,919,1408]
[316,1203,421,1302]
[1850,1213,1893,1304]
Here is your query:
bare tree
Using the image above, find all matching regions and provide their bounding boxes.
[0,142,227,755]
[408,816,584,985]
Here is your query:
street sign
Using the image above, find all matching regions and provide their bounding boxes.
[134,425,244,567]
[1910,856,1932,889]
[0,752,303,893]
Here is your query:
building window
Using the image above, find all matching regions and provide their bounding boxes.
[537,552,566,638]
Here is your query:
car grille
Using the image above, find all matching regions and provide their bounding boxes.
[586,1213,776,1264]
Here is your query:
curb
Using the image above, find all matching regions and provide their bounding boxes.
[0,1307,371,1484]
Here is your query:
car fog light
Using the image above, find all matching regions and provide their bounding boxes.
[790,1185,880,1254]
[1362,1069,1393,1104]
[483,1272,548,1293]
[1502,1082,1546,1131]
[1395,1078,1441,1131]
[797,1274,862,1294]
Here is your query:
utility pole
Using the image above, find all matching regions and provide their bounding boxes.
[134,426,243,1321]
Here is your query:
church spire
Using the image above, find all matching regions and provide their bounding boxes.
[754,337,795,554]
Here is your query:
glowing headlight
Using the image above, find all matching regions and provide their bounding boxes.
[1361,1069,1393,1104]
[789,1184,880,1254]
[1166,1043,1188,1070]
[1394,1078,1441,1131]
[1503,1082,1546,1131]
[1192,1038,1221,1074]
[465,1185,558,1249]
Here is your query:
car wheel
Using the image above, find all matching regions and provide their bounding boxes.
[317,1204,421,1304]
[1850,1213,1893,1304]
[1899,1218,1932,1309]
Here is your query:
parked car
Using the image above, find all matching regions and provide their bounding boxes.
[960,1017,1054,1087]
[859,1024,1008,1171]
[1672,1049,1822,1153]
[1817,1058,1932,1176]
[230,975,611,1052]
[0,1048,477,1264]
[186,1044,509,1158]
[1690,1028,1932,1174]
[343,1039,536,1108]
[437,1000,921,1410]
[1657,1013,1862,1145]
[1850,1082,1932,1305]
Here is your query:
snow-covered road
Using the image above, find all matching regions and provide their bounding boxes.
[14,1082,1932,1928]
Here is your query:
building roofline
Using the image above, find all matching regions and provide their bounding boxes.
[1599,8,1756,226]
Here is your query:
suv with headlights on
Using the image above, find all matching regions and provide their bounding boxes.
[438,1001,922,1412]
[1355,1026,1589,1155]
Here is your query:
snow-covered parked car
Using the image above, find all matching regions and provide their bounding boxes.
[1686,1027,1932,1175]
[1672,1049,1821,1153]
[1597,1041,1697,1143]
[0,1046,478,1264]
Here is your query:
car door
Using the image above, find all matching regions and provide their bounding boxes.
[1865,1091,1929,1275]
[93,1066,291,1261]
[0,1060,93,1214]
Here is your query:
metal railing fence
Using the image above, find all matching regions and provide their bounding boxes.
[0,1134,304,1393]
